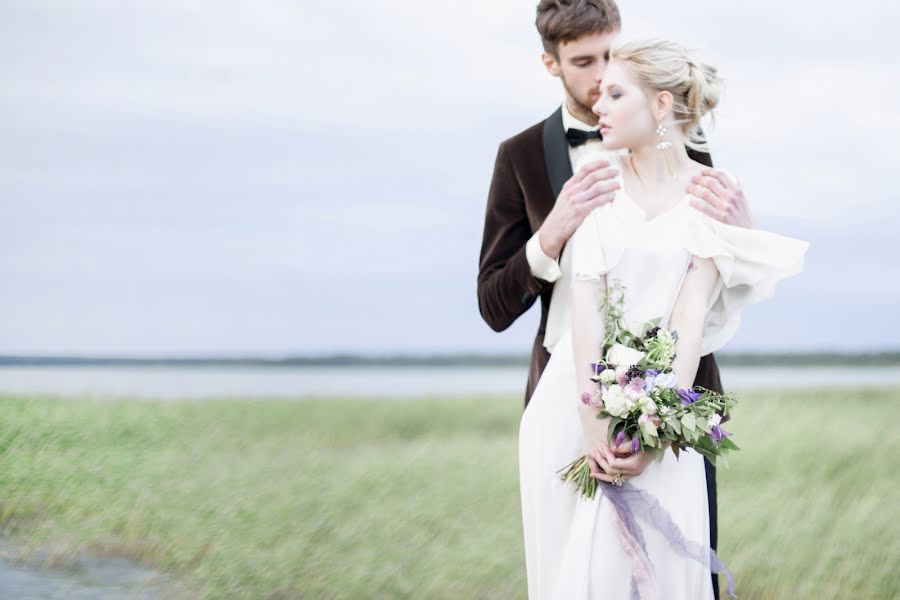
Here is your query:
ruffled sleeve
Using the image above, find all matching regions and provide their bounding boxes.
[683,208,810,356]
[570,203,625,284]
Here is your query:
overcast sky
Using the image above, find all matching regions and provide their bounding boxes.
[1,0,897,356]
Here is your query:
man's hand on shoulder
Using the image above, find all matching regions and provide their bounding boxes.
[687,168,754,229]
[539,159,620,259]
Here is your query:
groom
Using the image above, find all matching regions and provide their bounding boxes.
[476,1,752,598]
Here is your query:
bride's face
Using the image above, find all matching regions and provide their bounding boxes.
[591,60,658,151]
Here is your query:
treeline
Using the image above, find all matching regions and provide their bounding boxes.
[1,352,899,368]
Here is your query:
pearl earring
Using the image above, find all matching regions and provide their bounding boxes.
[656,122,672,151]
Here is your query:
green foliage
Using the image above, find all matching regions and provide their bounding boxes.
[598,279,630,352]
[1,389,898,599]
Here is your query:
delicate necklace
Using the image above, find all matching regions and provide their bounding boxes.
[629,150,680,187]
[628,153,644,187]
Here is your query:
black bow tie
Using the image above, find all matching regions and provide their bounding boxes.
[565,127,603,147]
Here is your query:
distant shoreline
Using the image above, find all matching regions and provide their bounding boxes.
[1,352,898,368]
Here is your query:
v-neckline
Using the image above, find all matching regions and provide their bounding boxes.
[614,154,691,225]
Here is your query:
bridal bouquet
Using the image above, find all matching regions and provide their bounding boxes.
[558,280,740,501]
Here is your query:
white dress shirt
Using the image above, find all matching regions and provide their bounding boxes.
[525,102,618,353]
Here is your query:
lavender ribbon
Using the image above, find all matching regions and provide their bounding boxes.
[600,480,738,599]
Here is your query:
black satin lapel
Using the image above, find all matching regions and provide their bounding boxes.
[542,107,572,201]
[687,127,714,167]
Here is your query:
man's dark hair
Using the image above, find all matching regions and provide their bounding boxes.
[535,0,622,57]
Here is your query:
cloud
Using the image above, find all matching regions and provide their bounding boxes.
[0,0,896,353]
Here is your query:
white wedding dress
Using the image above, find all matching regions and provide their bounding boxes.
[518,158,809,599]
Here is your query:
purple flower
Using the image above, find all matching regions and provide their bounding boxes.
[580,391,591,405]
[631,436,640,453]
[643,370,659,393]
[677,388,702,405]
[615,430,625,447]
[590,362,608,375]
[709,425,732,446]
[589,362,609,382]
[626,377,645,393]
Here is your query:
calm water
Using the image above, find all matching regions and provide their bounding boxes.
[0,537,182,599]
[0,365,898,399]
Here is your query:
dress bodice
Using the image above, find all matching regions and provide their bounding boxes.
[555,158,809,356]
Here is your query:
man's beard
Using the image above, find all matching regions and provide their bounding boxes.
[561,75,598,123]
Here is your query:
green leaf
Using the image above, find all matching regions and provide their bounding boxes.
[694,446,717,463]
[607,416,623,431]
[718,437,740,451]
[666,417,682,435]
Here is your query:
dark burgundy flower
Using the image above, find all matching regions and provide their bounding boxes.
[625,365,645,380]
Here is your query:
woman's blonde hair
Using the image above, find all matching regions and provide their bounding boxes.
[610,37,722,153]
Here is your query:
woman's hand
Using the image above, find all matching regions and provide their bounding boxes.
[587,432,670,482]
[591,446,656,480]
[579,411,617,482]
[586,444,621,484]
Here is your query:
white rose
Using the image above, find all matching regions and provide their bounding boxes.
[601,384,629,417]
[639,397,658,415]
[638,413,659,438]
[653,372,677,389]
[606,344,645,369]
[600,368,618,384]
[625,385,647,402]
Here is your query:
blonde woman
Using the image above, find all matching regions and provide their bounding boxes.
[518,38,809,599]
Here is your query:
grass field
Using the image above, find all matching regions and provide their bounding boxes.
[1,388,898,599]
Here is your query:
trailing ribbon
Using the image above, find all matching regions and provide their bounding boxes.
[611,508,656,600]
[600,480,738,599]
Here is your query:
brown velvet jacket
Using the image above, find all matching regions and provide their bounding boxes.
[477,107,724,409]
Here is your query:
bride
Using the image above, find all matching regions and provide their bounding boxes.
[518,38,809,599]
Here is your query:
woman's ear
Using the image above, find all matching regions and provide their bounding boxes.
[655,90,674,121]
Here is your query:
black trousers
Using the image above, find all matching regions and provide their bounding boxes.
[704,456,720,600]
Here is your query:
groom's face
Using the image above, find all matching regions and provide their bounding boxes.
[542,30,620,121]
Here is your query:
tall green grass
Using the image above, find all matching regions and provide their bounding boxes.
[1,388,898,598]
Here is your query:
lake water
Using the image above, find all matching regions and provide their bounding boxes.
[0,537,182,599]
[0,365,898,399]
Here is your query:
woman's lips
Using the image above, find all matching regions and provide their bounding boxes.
[599,124,611,133]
